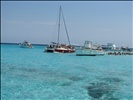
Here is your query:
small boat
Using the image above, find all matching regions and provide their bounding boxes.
[101,43,117,51]
[45,6,75,53]
[19,41,34,48]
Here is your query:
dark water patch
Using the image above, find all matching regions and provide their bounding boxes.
[40,70,58,77]
[68,76,83,82]
[59,82,72,86]
[8,67,16,71]
[2,63,38,73]
[108,98,119,100]
[86,82,115,99]
[19,67,38,73]
[41,64,49,67]
[102,77,123,83]
[17,74,29,79]
[2,63,17,71]
[16,92,34,99]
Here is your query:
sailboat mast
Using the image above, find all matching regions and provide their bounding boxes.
[57,6,61,45]
[61,7,71,45]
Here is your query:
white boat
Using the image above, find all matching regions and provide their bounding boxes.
[45,6,75,53]
[76,41,105,56]
[19,41,34,48]
[101,43,117,51]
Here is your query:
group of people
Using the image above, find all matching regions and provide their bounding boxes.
[48,44,75,49]
[108,51,133,55]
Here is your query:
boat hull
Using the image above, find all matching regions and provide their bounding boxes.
[76,54,104,56]
[54,48,75,53]
[19,44,33,48]
[76,49,105,56]
[45,48,54,53]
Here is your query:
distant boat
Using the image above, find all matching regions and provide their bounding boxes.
[19,40,34,48]
[76,41,105,56]
[101,43,117,51]
[45,6,75,53]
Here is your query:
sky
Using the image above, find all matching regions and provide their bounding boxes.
[1,1,133,47]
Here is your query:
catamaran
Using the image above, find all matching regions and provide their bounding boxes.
[45,6,75,53]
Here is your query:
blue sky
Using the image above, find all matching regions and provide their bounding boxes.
[1,1,132,47]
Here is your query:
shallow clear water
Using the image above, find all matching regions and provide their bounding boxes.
[1,44,133,100]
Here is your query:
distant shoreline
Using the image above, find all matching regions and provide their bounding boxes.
[0,42,47,46]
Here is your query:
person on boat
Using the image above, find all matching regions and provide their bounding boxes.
[27,42,31,46]
[49,45,52,48]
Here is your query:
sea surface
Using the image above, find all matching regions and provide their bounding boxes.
[1,44,133,100]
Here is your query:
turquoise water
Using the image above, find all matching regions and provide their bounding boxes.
[1,44,133,100]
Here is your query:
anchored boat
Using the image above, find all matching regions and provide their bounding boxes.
[19,41,34,48]
[45,6,75,53]
[76,41,105,56]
